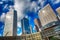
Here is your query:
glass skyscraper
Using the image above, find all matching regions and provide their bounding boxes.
[21,17,30,34]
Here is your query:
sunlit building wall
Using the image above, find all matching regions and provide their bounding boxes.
[38,4,60,40]
[38,4,58,27]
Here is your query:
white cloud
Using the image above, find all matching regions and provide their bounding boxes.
[17,28,20,32]
[0,34,2,36]
[17,32,22,36]
[38,0,45,7]
[2,0,13,1]
[14,1,24,35]
[50,0,60,4]
[0,2,3,4]
[33,26,36,30]
[14,0,27,22]
[54,0,60,4]
[17,22,21,28]
[34,6,40,13]
[0,13,6,22]
[31,1,37,8]
[25,15,29,18]
[14,0,41,20]
[3,4,8,9]
[2,0,7,1]
[38,0,43,3]
[14,0,31,20]
[30,1,37,11]
[30,1,40,13]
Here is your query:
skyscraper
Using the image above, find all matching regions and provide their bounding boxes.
[34,18,42,32]
[38,4,58,27]
[21,17,30,34]
[3,6,17,36]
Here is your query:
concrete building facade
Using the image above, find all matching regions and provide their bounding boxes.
[38,4,58,27]
[38,4,60,40]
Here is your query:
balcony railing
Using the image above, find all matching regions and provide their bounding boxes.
[42,21,60,30]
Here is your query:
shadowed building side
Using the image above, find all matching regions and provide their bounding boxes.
[13,10,17,36]
[34,18,42,32]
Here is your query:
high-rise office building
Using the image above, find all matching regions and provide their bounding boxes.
[34,18,42,32]
[3,6,17,36]
[38,4,57,27]
[38,4,60,40]
[21,17,30,34]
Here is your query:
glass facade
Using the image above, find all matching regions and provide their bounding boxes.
[21,17,30,34]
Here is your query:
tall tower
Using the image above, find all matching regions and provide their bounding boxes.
[3,6,17,36]
[38,4,58,27]
[34,18,42,32]
[21,17,30,34]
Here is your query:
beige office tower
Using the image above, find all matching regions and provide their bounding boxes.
[34,18,41,28]
[34,18,42,32]
[3,6,17,36]
[38,4,57,26]
[56,7,60,14]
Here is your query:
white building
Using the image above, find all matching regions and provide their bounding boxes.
[3,6,17,36]
[38,4,58,26]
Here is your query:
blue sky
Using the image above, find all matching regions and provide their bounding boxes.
[0,0,60,36]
